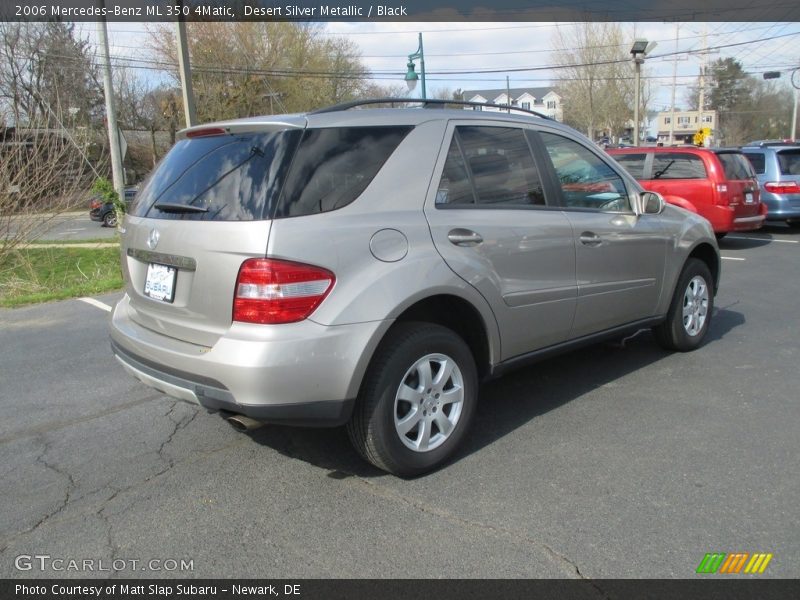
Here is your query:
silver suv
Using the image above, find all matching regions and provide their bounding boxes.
[110,99,720,476]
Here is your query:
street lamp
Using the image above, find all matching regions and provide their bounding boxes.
[631,39,657,147]
[404,33,426,99]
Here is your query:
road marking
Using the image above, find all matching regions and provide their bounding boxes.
[727,236,798,244]
[79,297,112,312]
[721,256,746,261]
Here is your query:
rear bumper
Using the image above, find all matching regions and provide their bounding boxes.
[110,293,391,426]
[760,191,800,220]
[706,205,765,232]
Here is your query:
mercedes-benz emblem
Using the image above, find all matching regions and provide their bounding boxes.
[147,228,160,250]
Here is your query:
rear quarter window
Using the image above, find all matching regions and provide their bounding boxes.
[612,153,647,179]
[652,153,707,179]
[716,152,755,180]
[742,152,766,174]
[275,126,413,218]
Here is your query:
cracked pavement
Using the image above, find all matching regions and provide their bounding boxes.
[1,228,799,580]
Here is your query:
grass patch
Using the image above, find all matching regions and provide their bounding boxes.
[0,246,123,308]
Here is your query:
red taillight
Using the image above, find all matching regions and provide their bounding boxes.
[186,127,227,138]
[90,199,102,209]
[232,259,335,325]
[764,181,800,194]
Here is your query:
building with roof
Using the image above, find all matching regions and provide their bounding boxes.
[462,87,563,121]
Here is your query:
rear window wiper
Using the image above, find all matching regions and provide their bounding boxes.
[153,202,209,214]
[653,160,675,179]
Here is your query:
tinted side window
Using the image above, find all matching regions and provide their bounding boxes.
[613,153,647,179]
[435,137,475,205]
[716,152,755,180]
[743,152,766,174]
[777,149,800,175]
[132,131,301,221]
[651,153,707,180]
[539,132,629,212]
[437,126,545,208]
[276,126,412,218]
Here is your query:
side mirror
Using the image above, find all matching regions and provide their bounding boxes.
[641,191,665,215]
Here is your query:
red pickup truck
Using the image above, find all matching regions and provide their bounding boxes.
[607,147,766,237]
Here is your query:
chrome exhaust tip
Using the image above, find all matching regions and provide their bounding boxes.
[226,414,265,432]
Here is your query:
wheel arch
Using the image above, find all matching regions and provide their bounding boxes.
[688,242,720,295]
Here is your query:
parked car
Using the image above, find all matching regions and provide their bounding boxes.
[607,146,766,238]
[110,99,720,476]
[740,144,800,226]
[89,187,138,227]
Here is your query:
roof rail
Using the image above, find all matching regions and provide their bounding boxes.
[309,97,553,120]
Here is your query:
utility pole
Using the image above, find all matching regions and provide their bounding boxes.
[175,3,197,128]
[97,7,124,202]
[668,24,680,145]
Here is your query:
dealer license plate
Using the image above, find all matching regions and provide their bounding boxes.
[745,192,754,204]
[144,263,176,303]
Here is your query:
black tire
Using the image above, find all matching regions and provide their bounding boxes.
[653,258,714,352]
[347,322,478,477]
[787,220,800,228]
[103,211,117,228]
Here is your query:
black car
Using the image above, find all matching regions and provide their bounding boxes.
[89,187,137,227]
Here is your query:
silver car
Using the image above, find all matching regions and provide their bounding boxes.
[110,99,720,476]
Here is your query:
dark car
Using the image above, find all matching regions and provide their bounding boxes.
[89,187,137,227]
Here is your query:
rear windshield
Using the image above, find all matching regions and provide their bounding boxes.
[652,153,706,179]
[716,152,755,180]
[130,131,301,221]
[613,153,647,179]
[777,149,800,175]
[742,152,765,174]
[275,126,412,218]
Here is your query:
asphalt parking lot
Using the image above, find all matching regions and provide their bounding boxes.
[1,224,798,581]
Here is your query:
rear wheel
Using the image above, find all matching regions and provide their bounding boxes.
[347,322,478,477]
[103,211,117,228]
[653,258,713,352]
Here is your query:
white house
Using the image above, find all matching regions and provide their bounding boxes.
[462,87,563,121]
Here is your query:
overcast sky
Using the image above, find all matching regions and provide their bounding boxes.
[86,21,800,115]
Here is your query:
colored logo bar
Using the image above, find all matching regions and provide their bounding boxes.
[696,552,773,574]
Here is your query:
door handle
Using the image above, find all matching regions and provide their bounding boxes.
[579,232,602,246]
[448,228,483,247]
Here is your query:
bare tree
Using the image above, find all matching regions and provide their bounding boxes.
[148,21,371,121]
[0,22,101,127]
[551,23,638,140]
[1,111,95,264]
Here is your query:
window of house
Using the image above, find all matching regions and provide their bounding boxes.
[547,100,557,109]
[436,126,546,208]
[521,102,531,110]
[702,115,713,123]
[664,117,671,125]
[678,116,690,124]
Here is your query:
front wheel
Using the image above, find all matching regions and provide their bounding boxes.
[653,258,714,352]
[103,211,117,228]
[347,322,478,477]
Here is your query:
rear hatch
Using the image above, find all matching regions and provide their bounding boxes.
[637,151,714,212]
[121,122,304,347]
[714,150,761,217]
[772,148,800,205]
